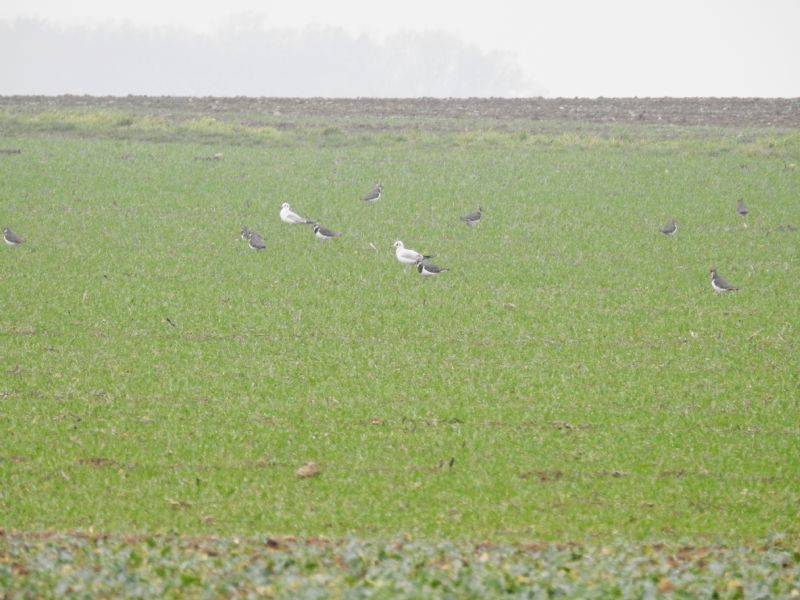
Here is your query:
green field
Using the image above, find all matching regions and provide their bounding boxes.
[1,103,799,593]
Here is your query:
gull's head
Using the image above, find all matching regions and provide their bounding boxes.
[281,202,290,210]
[393,240,404,249]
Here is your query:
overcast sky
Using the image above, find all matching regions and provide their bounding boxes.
[1,0,798,97]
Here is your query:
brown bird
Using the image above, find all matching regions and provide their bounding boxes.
[295,462,321,478]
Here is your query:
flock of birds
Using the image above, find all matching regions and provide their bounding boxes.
[658,197,750,293]
[3,186,749,291]
[237,183,483,277]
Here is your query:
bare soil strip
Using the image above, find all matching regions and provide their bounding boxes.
[2,96,799,128]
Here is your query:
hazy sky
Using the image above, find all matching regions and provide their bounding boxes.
[2,0,799,97]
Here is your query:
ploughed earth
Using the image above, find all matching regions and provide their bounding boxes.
[2,96,799,129]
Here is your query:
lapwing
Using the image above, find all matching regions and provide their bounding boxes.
[416,260,449,276]
[3,227,23,246]
[280,202,314,225]
[659,219,678,236]
[313,224,341,241]
[247,231,266,251]
[461,207,483,226]
[710,267,739,293]
[393,240,432,265]
[361,183,383,204]
[736,198,749,218]
[241,226,251,240]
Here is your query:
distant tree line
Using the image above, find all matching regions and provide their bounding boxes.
[0,18,535,96]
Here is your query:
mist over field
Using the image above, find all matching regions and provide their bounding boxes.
[0,18,535,97]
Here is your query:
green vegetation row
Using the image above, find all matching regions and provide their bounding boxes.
[2,532,798,598]
[2,105,800,159]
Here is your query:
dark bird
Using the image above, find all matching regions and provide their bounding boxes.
[361,183,383,204]
[710,267,739,293]
[736,198,749,217]
[313,224,342,241]
[3,226,23,246]
[248,231,266,251]
[416,260,449,276]
[461,207,483,226]
[659,219,677,236]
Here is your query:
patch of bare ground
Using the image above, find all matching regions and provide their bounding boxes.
[2,96,799,128]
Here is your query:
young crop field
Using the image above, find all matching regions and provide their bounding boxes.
[1,97,799,596]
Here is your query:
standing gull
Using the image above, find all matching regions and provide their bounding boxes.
[280,202,314,225]
[394,240,432,265]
